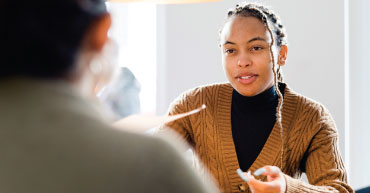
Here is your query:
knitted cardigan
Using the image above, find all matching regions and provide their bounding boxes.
[161,83,353,193]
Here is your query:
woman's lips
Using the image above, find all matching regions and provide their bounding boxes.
[236,75,257,84]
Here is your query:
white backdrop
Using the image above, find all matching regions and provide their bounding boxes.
[349,0,370,190]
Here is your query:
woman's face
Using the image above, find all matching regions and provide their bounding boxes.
[220,16,278,97]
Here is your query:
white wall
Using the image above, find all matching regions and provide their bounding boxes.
[156,0,370,190]
[349,0,370,190]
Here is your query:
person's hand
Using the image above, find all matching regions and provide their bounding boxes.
[237,166,286,193]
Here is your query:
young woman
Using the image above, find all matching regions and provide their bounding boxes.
[160,2,353,193]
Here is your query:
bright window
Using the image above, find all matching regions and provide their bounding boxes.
[107,2,157,115]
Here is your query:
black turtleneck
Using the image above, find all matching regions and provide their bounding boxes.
[231,84,285,171]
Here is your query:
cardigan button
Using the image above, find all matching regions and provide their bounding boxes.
[238,184,246,192]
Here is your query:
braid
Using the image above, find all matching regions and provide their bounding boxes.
[265,19,285,170]
[277,66,284,82]
[226,3,288,47]
[225,2,287,169]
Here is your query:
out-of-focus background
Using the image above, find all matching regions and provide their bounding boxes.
[106,0,369,190]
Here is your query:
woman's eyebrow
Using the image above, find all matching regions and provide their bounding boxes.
[224,41,236,46]
[223,37,267,46]
[248,37,267,43]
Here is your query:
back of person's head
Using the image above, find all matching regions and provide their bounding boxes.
[1,0,107,79]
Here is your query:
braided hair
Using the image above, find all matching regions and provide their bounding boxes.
[222,2,288,169]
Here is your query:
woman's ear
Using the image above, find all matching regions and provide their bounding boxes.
[84,13,112,52]
[278,45,288,66]
[71,13,112,98]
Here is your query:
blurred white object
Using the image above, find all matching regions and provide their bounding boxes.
[113,104,206,132]
[98,67,141,120]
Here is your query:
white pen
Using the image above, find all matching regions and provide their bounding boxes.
[236,168,250,182]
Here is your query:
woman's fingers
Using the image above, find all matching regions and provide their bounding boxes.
[236,166,286,193]
[254,167,267,176]
[254,166,281,181]
[246,172,279,193]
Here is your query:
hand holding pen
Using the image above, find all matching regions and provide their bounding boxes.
[237,166,287,193]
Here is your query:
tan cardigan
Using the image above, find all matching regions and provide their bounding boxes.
[161,83,353,193]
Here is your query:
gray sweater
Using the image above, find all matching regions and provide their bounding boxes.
[0,78,217,193]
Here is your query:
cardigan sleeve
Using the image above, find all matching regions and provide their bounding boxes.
[157,91,195,147]
[285,108,353,193]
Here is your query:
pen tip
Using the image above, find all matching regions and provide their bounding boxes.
[202,104,206,109]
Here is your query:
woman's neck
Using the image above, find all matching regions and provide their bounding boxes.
[233,86,278,109]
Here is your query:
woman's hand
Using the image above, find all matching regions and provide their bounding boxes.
[238,166,286,193]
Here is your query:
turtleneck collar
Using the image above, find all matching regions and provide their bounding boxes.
[232,85,279,111]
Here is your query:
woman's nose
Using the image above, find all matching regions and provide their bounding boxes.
[237,54,251,67]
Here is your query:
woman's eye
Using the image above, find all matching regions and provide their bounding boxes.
[225,49,235,54]
[251,46,263,51]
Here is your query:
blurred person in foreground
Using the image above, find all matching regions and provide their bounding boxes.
[0,1,217,193]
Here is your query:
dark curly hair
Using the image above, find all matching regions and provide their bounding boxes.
[227,3,288,47]
[1,0,107,79]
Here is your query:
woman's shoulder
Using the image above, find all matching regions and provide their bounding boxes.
[169,82,232,112]
[181,82,232,96]
[284,84,333,124]
[283,85,339,141]
[175,82,232,101]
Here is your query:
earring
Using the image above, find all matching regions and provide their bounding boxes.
[279,57,285,64]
